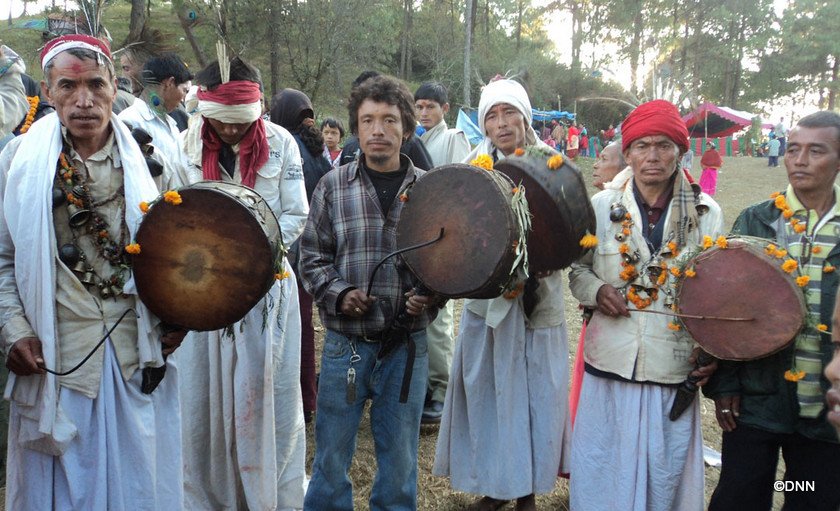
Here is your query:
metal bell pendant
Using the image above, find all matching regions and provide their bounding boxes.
[58,243,81,267]
[98,282,114,299]
[67,204,92,228]
[79,270,96,285]
[609,203,628,223]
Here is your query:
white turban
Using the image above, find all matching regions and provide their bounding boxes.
[477,79,533,136]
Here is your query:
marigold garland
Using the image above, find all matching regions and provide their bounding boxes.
[782,209,794,219]
[715,236,728,249]
[579,233,598,248]
[784,369,806,382]
[825,264,836,273]
[19,96,39,134]
[164,190,183,205]
[139,201,150,214]
[670,266,682,278]
[125,243,141,254]
[547,154,564,170]
[470,154,494,171]
[503,281,525,300]
[685,268,697,278]
[796,275,810,287]
[702,235,713,250]
[774,248,788,259]
[765,243,777,256]
[812,246,822,254]
[275,270,291,280]
[514,147,525,156]
[666,241,678,255]
[817,323,829,332]
[782,259,798,273]
[667,321,681,331]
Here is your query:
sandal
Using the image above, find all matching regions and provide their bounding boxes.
[514,494,536,511]
[466,496,510,511]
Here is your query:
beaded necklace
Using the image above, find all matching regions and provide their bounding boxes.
[54,146,131,298]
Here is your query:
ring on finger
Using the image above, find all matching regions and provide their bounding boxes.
[354,307,362,314]
[721,409,731,414]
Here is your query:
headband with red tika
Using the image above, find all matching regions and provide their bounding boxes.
[196,80,267,188]
[40,34,112,70]
[620,99,689,154]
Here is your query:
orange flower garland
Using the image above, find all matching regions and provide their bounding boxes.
[784,369,806,382]
[782,259,798,273]
[702,235,713,249]
[164,190,183,205]
[579,233,598,248]
[470,154,494,171]
[139,201,150,214]
[795,275,810,287]
[19,96,39,134]
[513,147,525,156]
[715,236,728,249]
[125,243,141,254]
[547,154,564,170]
[275,270,291,280]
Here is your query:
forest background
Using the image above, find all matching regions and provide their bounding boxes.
[3,0,839,131]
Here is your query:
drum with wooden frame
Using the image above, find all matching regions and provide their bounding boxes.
[396,163,523,299]
[132,181,283,331]
[675,236,807,360]
[494,154,596,272]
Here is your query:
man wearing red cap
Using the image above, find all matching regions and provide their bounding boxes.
[178,56,309,510]
[0,34,187,509]
[569,99,724,510]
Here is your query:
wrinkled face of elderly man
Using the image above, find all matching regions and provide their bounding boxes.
[42,50,116,148]
[622,135,682,189]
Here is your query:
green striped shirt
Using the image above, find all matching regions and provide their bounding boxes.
[783,185,840,418]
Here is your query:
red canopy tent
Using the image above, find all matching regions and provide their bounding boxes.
[682,102,771,138]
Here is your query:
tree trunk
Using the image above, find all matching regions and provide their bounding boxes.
[515,0,524,55]
[127,0,146,42]
[463,0,475,107]
[268,3,282,97]
[829,55,839,111]
[629,7,643,96]
[176,10,208,68]
[399,0,413,79]
[570,2,582,73]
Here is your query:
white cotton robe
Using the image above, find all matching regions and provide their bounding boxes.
[433,286,571,499]
[179,271,306,510]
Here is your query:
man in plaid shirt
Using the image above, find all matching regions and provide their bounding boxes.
[299,74,440,510]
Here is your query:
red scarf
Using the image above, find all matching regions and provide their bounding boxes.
[197,82,268,188]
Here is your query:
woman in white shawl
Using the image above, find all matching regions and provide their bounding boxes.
[433,79,571,511]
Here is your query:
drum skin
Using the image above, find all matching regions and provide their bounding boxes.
[495,155,596,272]
[676,238,806,361]
[396,164,519,299]
[133,181,281,331]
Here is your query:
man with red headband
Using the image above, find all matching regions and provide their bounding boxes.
[569,99,724,510]
[0,34,187,509]
[178,56,309,510]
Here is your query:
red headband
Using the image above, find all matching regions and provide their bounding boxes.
[621,100,689,153]
[40,34,112,69]
[196,81,261,104]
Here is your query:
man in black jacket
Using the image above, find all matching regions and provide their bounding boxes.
[705,111,840,511]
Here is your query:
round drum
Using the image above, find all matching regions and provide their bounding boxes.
[396,164,521,299]
[133,181,282,331]
[495,154,595,272]
[676,237,806,361]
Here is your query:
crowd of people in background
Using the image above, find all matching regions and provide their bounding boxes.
[1,27,840,511]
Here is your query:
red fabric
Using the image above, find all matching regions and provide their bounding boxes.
[200,118,268,189]
[40,34,112,63]
[700,149,723,168]
[197,81,267,188]
[621,99,689,153]
[569,322,586,427]
[195,81,261,104]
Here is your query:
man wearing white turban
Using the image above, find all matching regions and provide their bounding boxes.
[433,78,571,511]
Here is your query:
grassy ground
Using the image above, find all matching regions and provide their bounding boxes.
[305,153,793,510]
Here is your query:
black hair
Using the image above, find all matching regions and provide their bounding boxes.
[321,117,345,139]
[194,56,261,89]
[414,81,448,105]
[347,75,416,138]
[351,70,380,89]
[797,111,840,155]
[141,52,193,87]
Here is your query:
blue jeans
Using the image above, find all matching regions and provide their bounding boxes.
[304,329,428,511]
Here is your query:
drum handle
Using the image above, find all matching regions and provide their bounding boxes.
[365,228,444,297]
[631,308,754,322]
